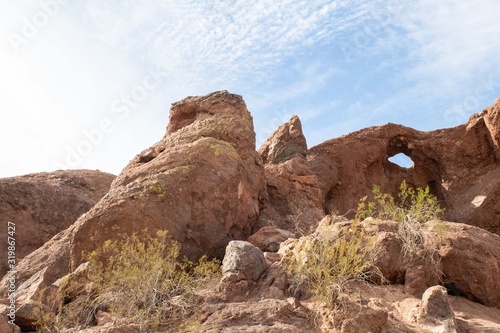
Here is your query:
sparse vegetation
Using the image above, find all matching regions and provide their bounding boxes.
[34,230,221,332]
[355,181,445,271]
[282,219,379,307]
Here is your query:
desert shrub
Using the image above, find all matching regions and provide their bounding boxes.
[355,180,445,261]
[34,230,221,332]
[283,221,378,307]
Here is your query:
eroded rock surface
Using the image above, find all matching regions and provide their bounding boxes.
[3,92,500,332]
[307,99,500,234]
[0,170,114,277]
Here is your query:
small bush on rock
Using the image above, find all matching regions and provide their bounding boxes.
[283,220,379,307]
[34,230,221,332]
[356,181,445,268]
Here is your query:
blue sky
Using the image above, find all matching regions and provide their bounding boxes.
[1,0,499,177]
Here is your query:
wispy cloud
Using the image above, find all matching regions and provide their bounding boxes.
[342,0,500,128]
[83,0,386,91]
[399,0,500,82]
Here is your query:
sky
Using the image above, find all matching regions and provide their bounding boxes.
[0,0,499,177]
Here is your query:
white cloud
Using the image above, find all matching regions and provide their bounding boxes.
[83,0,384,90]
[400,1,500,80]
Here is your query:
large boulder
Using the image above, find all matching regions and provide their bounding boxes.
[368,219,500,309]
[222,241,266,282]
[0,170,114,277]
[1,91,265,289]
[70,91,266,267]
[435,221,500,308]
[0,91,267,329]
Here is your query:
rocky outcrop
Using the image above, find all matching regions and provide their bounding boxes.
[306,98,500,234]
[69,91,265,268]
[0,92,266,324]
[258,115,307,164]
[0,170,114,277]
[258,116,324,232]
[435,221,500,308]
[3,92,500,332]
[257,98,500,235]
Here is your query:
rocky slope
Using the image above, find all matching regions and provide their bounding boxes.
[0,170,115,277]
[1,91,500,332]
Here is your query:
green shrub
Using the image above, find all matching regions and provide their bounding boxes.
[356,180,444,224]
[34,230,221,332]
[283,220,378,307]
[355,181,444,260]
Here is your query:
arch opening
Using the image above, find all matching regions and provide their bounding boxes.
[388,152,414,169]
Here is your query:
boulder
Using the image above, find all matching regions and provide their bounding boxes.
[222,241,266,282]
[340,304,388,333]
[68,91,266,268]
[418,286,457,333]
[247,226,294,252]
[0,170,114,277]
[435,221,500,308]
[367,219,500,309]
[258,115,307,164]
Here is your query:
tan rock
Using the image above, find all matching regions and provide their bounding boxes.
[222,241,266,282]
[198,298,316,333]
[418,286,457,333]
[340,304,388,333]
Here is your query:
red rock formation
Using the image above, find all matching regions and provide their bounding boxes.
[2,91,500,332]
[257,116,324,232]
[0,170,114,277]
[70,91,266,268]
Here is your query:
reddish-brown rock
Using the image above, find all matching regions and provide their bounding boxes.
[1,91,266,297]
[247,226,294,252]
[434,221,500,308]
[257,116,324,232]
[259,115,307,165]
[0,170,114,277]
[418,286,457,333]
[3,92,500,332]
[306,98,500,234]
[70,91,265,268]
